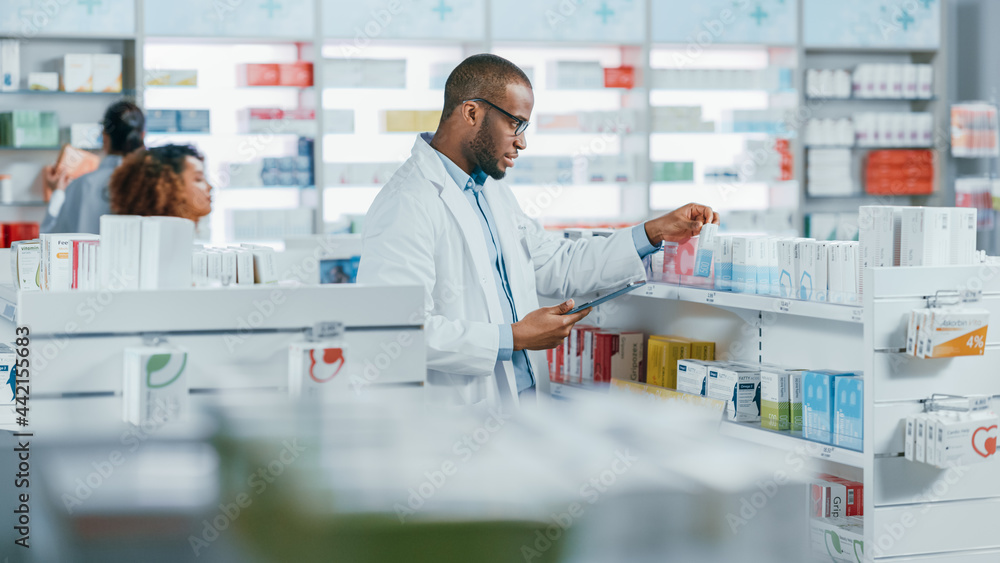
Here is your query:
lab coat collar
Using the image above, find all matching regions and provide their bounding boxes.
[412,133,506,326]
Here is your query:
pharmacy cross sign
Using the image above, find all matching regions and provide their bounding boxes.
[594,2,614,24]
[432,0,453,21]
[897,9,915,31]
[750,4,768,26]
[260,0,282,18]
[919,0,934,8]
[78,0,102,15]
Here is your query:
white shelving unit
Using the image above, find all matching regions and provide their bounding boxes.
[562,264,1000,561]
[0,283,425,405]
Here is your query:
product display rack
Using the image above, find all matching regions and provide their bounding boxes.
[0,32,139,222]
[561,264,1000,561]
[796,6,950,220]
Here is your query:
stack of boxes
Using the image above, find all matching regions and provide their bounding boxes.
[0,111,58,148]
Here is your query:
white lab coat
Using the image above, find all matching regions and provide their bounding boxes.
[358,133,646,408]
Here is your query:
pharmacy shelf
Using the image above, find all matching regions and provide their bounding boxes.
[803,46,939,54]
[550,381,609,401]
[805,97,936,102]
[633,282,864,324]
[719,421,865,468]
[0,89,136,96]
[815,146,936,150]
[0,201,48,207]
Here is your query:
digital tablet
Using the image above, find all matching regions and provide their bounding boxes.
[562,281,647,315]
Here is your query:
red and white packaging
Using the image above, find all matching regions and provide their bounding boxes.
[578,326,599,382]
[810,479,848,519]
[278,62,314,87]
[240,63,280,86]
[818,473,864,516]
[547,343,565,383]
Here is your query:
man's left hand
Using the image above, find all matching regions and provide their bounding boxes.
[643,203,720,246]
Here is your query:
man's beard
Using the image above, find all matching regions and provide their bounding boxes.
[470,112,505,180]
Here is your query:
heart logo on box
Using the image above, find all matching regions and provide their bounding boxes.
[972,425,998,458]
[308,348,345,383]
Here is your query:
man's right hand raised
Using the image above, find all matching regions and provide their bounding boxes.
[512,300,591,351]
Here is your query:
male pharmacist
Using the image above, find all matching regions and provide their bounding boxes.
[358,54,718,408]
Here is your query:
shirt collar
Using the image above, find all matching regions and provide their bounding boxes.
[100,154,123,170]
[431,144,487,193]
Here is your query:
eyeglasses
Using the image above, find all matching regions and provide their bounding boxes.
[464,98,530,136]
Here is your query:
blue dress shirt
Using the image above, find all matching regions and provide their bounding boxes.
[433,148,658,393]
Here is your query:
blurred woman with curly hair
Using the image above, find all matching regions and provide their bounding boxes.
[109,144,212,223]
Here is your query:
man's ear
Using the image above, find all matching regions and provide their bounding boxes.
[461,101,479,126]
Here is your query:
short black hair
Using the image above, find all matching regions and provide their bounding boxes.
[102,100,145,155]
[441,54,532,120]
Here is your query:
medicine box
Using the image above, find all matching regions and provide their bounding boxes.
[794,239,817,301]
[950,207,977,266]
[818,473,864,516]
[62,54,92,92]
[731,236,756,294]
[834,376,864,451]
[28,72,58,91]
[777,238,797,298]
[714,235,733,291]
[676,359,711,395]
[647,336,689,388]
[241,63,280,86]
[920,307,989,358]
[693,224,717,277]
[790,370,803,431]
[11,240,40,291]
[1,40,19,92]
[934,411,999,468]
[146,110,179,133]
[92,54,122,93]
[901,207,951,266]
[178,110,211,133]
[810,479,847,519]
[810,517,864,562]
[600,331,644,383]
[278,62,313,87]
[122,346,188,426]
[760,368,790,431]
[803,370,856,444]
[707,364,761,422]
[288,341,346,398]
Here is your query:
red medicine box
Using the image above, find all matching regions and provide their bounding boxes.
[604,66,635,89]
[242,64,280,86]
[279,62,314,87]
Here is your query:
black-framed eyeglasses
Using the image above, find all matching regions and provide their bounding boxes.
[464,98,530,136]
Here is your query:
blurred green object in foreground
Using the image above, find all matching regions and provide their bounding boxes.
[236,512,567,563]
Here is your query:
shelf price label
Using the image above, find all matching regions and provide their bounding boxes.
[851,308,864,323]
[779,300,792,313]
[644,284,656,297]
[705,292,716,304]
[820,446,835,459]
